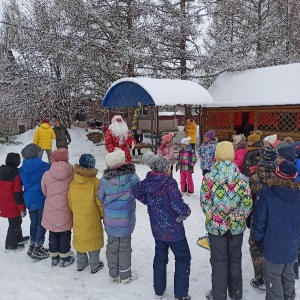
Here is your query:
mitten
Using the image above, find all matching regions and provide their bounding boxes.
[176,215,187,222]
[20,210,27,218]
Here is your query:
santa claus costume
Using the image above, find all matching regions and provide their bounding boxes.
[105,115,135,163]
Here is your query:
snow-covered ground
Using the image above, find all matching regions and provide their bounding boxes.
[0,127,299,300]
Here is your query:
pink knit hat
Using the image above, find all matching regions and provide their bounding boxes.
[51,148,69,163]
[162,132,174,143]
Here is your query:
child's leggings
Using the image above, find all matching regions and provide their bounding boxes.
[180,170,194,193]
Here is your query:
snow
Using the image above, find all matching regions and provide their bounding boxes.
[0,126,299,300]
[106,77,214,106]
[207,63,300,107]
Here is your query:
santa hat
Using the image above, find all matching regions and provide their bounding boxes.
[180,136,191,145]
[111,115,123,124]
[105,149,126,169]
[263,134,277,145]
[215,141,234,162]
[51,148,69,163]
[162,132,174,143]
[275,160,298,180]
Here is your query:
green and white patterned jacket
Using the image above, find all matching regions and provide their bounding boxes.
[200,161,252,236]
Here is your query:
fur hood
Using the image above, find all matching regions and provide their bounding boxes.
[103,163,135,180]
[73,164,98,177]
[265,174,300,190]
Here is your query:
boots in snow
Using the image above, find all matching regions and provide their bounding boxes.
[60,256,75,268]
[5,243,25,252]
[31,246,49,260]
[51,255,60,267]
[91,261,104,274]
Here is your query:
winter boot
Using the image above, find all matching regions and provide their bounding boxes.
[51,255,61,267]
[110,276,120,283]
[60,256,75,268]
[91,261,104,274]
[27,245,34,256]
[77,262,90,272]
[18,236,30,245]
[155,296,163,300]
[31,246,50,260]
[205,291,214,300]
[5,243,25,252]
[250,278,266,290]
[174,295,191,300]
[120,272,138,284]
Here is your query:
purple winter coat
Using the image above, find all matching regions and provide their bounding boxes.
[133,171,191,242]
[41,161,74,232]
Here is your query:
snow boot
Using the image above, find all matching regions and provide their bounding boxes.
[60,256,75,268]
[110,276,120,283]
[175,295,191,300]
[120,272,138,284]
[27,245,34,257]
[51,255,61,267]
[18,236,30,245]
[250,278,266,290]
[77,262,89,272]
[5,243,25,252]
[31,246,49,260]
[91,261,104,274]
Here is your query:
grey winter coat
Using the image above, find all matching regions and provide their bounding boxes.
[53,124,71,149]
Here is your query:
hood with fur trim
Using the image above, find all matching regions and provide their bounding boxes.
[73,164,98,183]
[103,164,135,180]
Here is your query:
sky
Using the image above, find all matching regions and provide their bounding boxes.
[0,126,299,300]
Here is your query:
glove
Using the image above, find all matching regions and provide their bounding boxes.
[176,215,187,222]
[175,165,179,172]
[20,210,27,218]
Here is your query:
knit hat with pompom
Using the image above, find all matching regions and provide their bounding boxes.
[142,151,171,173]
[162,132,174,143]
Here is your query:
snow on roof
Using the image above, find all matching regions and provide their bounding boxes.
[102,77,213,108]
[207,63,300,107]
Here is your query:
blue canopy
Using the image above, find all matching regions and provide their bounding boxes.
[102,81,155,108]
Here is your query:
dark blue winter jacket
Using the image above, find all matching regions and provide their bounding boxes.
[252,176,300,264]
[133,171,191,242]
[20,157,50,210]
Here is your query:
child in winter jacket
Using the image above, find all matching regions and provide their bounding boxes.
[157,132,175,176]
[198,130,217,176]
[253,159,300,299]
[0,153,29,252]
[200,141,252,300]
[232,134,247,173]
[134,152,191,300]
[68,154,104,274]
[243,133,262,177]
[176,137,197,195]
[98,149,140,283]
[41,148,75,267]
[20,143,50,259]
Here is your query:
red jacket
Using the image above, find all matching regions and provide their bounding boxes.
[0,165,25,218]
[104,129,134,163]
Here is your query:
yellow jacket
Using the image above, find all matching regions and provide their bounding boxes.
[68,164,104,253]
[184,120,197,144]
[33,123,56,150]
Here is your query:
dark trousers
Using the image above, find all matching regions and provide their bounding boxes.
[29,209,46,246]
[248,228,264,282]
[264,258,295,300]
[154,238,191,298]
[190,143,195,150]
[6,216,23,248]
[49,230,71,254]
[209,232,244,300]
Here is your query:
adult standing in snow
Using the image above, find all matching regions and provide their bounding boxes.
[252,159,300,300]
[200,141,252,300]
[183,117,197,150]
[104,115,135,163]
[33,118,56,164]
[53,119,71,149]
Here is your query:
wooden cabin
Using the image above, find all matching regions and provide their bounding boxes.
[203,63,300,142]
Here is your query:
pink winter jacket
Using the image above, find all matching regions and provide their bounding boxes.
[41,161,74,232]
[233,147,248,173]
[157,142,175,164]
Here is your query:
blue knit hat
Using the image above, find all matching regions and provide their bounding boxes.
[79,154,96,169]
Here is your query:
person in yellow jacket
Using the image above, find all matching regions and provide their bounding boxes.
[33,119,56,163]
[183,117,197,150]
[68,153,104,274]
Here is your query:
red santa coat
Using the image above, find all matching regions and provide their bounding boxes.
[105,130,135,163]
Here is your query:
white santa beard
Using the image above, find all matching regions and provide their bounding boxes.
[109,122,129,145]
